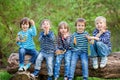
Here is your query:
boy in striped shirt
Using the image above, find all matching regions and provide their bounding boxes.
[68,18,89,80]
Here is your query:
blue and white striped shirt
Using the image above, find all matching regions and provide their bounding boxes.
[70,31,89,53]
[39,31,56,53]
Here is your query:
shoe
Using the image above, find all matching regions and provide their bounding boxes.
[92,57,98,69]
[32,69,39,76]
[64,77,68,80]
[18,63,24,72]
[18,66,24,72]
[23,63,31,71]
[54,77,58,80]
[47,76,53,80]
[68,77,72,80]
[83,77,88,80]
[100,57,108,68]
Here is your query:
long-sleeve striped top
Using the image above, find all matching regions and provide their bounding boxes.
[70,31,89,53]
[57,35,71,50]
[39,31,56,53]
[17,26,37,49]
[93,29,112,50]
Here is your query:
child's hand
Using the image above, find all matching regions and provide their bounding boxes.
[44,27,49,35]
[55,50,66,55]
[94,36,100,41]
[85,35,91,40]
[30,19,35,26]
[16,36,20,42]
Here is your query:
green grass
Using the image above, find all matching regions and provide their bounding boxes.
[0,70,12,80]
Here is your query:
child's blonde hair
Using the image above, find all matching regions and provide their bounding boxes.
[40,19,51,27]
[58,21,70,37]
[95,16,107,28]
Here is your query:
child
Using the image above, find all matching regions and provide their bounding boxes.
[86,16,111,69]
[68,18,89,80]
[16,17,38,71]
[30,19,56,80]
[54,21,72,80]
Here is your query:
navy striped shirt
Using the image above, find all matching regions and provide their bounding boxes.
[93,29,112,50]
[70,31,89,53]
[39,31,56,53]
[57,35,71,50]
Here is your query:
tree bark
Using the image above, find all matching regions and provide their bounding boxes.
[7,52,120,79]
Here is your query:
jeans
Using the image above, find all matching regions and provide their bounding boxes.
[34,51,54,76]
[19,48,38,66]
[69,51,88,78]
[54,50,72,78]
[90,41,111,57]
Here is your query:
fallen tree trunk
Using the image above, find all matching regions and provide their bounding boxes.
[7,52,120,80]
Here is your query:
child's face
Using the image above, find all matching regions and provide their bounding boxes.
[21,22,29,31]
[76,22,85,33]
[41,21,51,30]
[95,20,106,31]
[59,26,68,35]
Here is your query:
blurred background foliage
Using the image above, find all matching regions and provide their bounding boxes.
[0,0,120,65]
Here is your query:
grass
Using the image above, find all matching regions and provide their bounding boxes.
[0,70,12,80]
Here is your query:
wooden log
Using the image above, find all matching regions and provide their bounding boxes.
[7,52,120,79]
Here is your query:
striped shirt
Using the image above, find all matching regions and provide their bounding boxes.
[93,29,112,50]
[17,26,37,49]
[70,31,89,53]
[39,31,56,53]
[57,35,71,50]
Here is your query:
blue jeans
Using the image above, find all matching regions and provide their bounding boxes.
[34,51,54,76]
[54,50,71,78]
[90,41,111,57]
[69,51,88,78]
[19,48,38,66]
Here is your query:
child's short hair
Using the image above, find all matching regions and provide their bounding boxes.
[75,18,86,26]
[20,17,31,28]
[40,19,51,27]
[95,16,106,25]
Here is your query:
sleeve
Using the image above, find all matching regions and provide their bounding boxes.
[16,32,21,46]
[69,34,75,50]
[99,31,111,44]
[28,26,37,36]
[38,32,44,42]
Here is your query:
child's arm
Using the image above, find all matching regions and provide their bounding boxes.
[99,31,111,44]
[29,20,37,36]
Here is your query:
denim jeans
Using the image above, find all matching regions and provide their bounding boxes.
[34,51,54,76]
[90,41,111,57]
[19,48,38,66]
[69,51,88,78]
[54,50,72,78]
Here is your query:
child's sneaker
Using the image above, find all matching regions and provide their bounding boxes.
[100,57,108,68]
[32,69,39,76]
[18,63,24,72]
[18,66,24,72]
[54,77,58,80]
[68,77,72,80]
[23,63,31,71]
[83,77,88,80]
[64,77,68,80]
[92,57,98,69]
